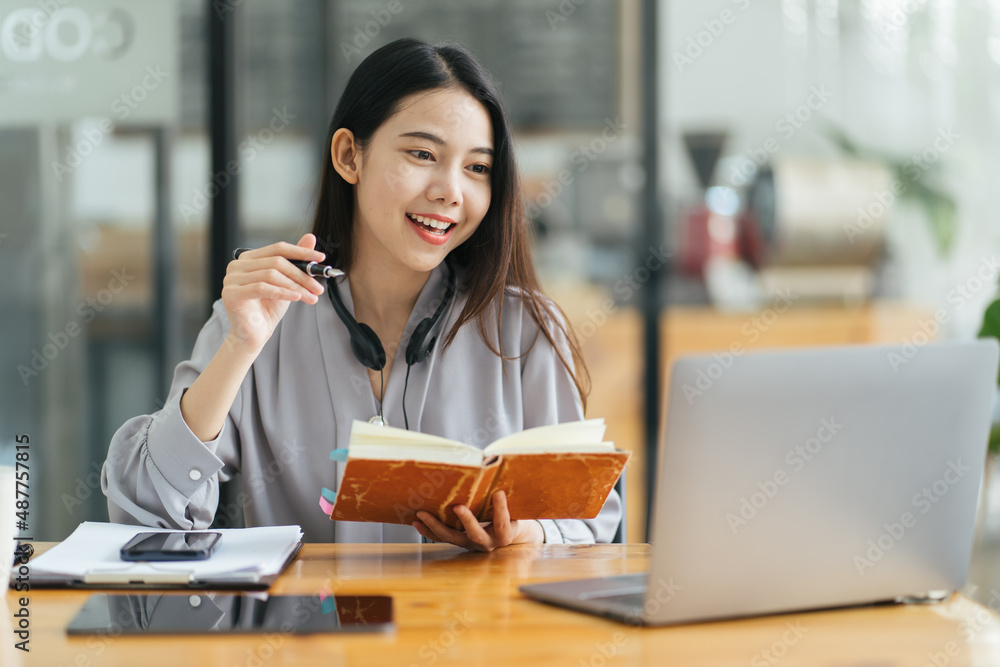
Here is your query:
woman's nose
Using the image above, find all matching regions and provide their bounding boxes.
[427,166,462,206]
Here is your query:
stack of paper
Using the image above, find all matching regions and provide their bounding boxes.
[15,522,302,589]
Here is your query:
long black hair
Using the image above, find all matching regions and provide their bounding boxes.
[310,38,590,408]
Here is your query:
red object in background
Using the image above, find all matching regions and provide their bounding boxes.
[736,210,767,269]
[679,130,730,278]
[679,203,768,278]
[678,202,711,277]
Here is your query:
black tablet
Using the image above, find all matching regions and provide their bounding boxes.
[66,593,393,635]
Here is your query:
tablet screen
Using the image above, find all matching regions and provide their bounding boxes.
[66,594,393,635]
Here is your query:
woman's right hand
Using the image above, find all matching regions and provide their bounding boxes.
[221,233,327,353]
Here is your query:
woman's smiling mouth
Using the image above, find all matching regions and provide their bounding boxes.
[406,213,457,244]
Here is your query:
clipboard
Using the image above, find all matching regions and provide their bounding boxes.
[32,542,304,590]
[12,522,304,590]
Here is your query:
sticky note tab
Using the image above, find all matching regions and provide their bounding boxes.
[319,486,337,516]
[321,596,339,615]
[329,449,349,462]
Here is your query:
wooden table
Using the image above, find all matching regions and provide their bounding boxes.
[7,543,1000,666]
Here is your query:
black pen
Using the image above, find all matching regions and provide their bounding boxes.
[232,248,345,279]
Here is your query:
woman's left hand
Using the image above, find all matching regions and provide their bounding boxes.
[413,490,544,552]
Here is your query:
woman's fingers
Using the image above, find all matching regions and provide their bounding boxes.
[237,236,324,263]
[452,505,496,550]
[415,511,477,550]
[225,273,314,305]
[414,500,525,552]
[412,520,439,543]
[228,234,329,304]
[227,261,324,302]
[415,511,465,541]
[218,235,330,353]
[489,491,514,546]
[293,233,321,254]
[223,281,302,303]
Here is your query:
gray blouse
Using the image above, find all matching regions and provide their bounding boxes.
[101,262,621,544]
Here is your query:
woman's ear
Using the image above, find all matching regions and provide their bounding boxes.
[330,128,360,184]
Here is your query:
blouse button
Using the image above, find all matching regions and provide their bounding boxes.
[189,469,202,481]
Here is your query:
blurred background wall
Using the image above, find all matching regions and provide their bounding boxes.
[1,0,998,543]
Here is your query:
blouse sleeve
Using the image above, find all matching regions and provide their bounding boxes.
[517,298,623,544]
[100,300,243,529]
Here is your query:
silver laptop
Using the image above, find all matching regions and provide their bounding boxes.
[520,339,1000,625]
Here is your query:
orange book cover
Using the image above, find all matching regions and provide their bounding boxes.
[325,420,628,530]
[477,451,630,523]
[330,459,501,528]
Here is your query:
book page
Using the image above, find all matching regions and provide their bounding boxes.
[348,421,484,466]
[483,419,613,455]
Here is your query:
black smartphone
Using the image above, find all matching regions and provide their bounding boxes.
[120,532,221,561]
[66,594,394,635]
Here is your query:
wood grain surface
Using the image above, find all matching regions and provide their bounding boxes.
[6,542,1000,666]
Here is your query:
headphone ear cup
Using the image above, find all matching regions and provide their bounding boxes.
[404,263,456,366]
[352,322,386,370]
[405,319,434,365]
[327,281,385,371]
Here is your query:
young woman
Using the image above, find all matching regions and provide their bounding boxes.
[102,38,621,550]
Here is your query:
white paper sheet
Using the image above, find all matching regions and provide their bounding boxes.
[16,522,302,586]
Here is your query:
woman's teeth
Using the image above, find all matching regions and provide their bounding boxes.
[408,213,452,234]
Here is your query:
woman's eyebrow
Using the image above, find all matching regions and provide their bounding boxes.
[399,131,494,157]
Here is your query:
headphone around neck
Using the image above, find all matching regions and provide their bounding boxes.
[326,261,457,428]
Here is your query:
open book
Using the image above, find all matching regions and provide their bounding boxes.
[319,419,629,529]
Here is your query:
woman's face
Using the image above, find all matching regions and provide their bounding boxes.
[350,87,494,274]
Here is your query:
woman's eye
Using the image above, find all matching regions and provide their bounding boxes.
[470,164,490,174]
[410,150,432,160]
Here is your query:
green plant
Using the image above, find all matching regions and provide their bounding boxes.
[826,125,997,451]
[980,296,1000,455]
[824,125,957,256]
